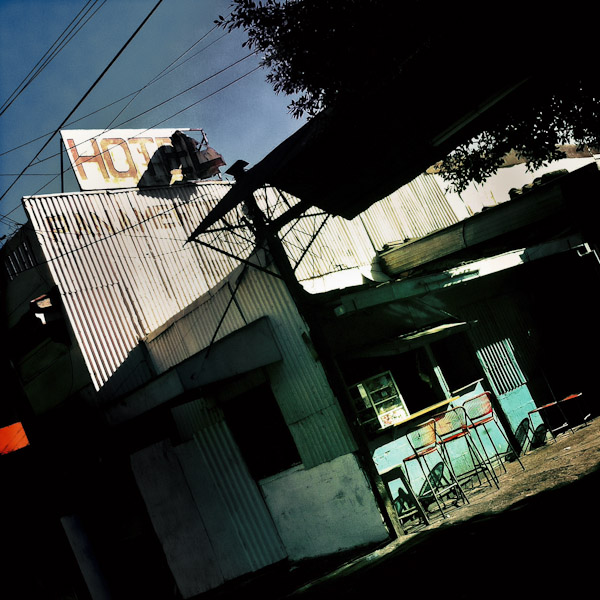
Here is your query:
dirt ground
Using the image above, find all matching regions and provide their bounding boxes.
[212,417,600,599]
[286,417,600,599]
[424,415,600,525]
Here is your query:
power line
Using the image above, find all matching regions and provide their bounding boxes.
[0,1,106,116]
[105,18,228,131]
[2,52,257,189]
[0,26,230,159]
[0,0,165,207]
[0,0,96,113]
[37,63,261,194]
[0,61,262,227]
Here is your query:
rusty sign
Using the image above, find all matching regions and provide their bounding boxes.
[60,128,225,191]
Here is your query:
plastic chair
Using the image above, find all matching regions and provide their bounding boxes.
[463,392,525,475]
[403,418,468,518]
[434,406,499,490]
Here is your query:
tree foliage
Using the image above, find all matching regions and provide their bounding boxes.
[439,74,600,192]
[220,1,600,191]
[218,0,427,118]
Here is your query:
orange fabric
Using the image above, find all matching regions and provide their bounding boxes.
[0,422,30,455]
[560,393,582,402]
[439,430,468,443]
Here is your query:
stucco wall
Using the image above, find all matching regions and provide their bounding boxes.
[259,453,389,560]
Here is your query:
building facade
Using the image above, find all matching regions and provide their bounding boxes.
[2,162,599,598]
[2,173,465,598]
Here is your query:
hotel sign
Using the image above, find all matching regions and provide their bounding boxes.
[60,128,225,191]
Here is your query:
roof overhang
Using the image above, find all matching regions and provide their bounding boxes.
[188,9,594,238]
[106,317,282,425]
[346,322,472,359]
[332,233,586,318]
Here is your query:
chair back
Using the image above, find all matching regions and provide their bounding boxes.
[463,392,494,423]
[406,419,437,452]
[435,407,468,440]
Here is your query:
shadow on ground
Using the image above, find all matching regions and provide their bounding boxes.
[291,465,600,598]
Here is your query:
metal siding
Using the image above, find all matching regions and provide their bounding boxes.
[147,278,248,373]
[228,265,358,467]
[146,259,357,468]
[24,183,248,389]
[24,174,463,391]
[285,173,461,282]
[171,398,225,440]
[463,302,528,396]
[191,421,287,569]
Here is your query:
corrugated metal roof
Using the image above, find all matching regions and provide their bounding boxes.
[23,174,461,390]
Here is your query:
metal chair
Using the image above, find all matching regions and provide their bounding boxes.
[558,392,591,426]
[527,402,571,443]
[463,392,525,476]
[403,418,468,518]
[434,406,499,490]
[527,392,588,444]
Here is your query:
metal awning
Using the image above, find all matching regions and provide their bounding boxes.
[346,322,472,359]
[106,317,282,425]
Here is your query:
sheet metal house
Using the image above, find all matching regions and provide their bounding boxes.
[2,161,599,598]
[319,164,600,512]
[2,172,467,598]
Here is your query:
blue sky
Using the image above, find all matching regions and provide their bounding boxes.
[0,0,306,241]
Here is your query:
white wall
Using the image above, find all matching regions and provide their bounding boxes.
[260,453,389,561]
[439,157,598,215]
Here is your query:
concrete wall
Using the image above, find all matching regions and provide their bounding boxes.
[259,453,388,561]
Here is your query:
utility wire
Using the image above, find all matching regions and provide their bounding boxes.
[0,0,165,207]
[34,63,261,194]
[105,18,227,131]
[4,52,257,173]
[0,0,96,113]
[0,1,105,116]
[0,62,261,226]
[0,27,230,158]
[23,2,108,101]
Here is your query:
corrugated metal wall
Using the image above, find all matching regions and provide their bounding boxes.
[23,174,461,390]
[189,420,287,569]
[147,258,358,469]
[463,297,534,396]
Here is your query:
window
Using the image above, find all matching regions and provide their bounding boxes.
[4,241,35,280]
[221,383,301,480]
[349,371,410,433]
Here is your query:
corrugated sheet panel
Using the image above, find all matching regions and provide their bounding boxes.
[231,265,358,467]
[147,277,248,373]
[146,257,357,468]
[360,173,460,250]
[24,174,463,390]
[280,173,461,283]
[191,420,287,570]
[463,300,528,396]
[171,398,225,440]
[24,182,251,389]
